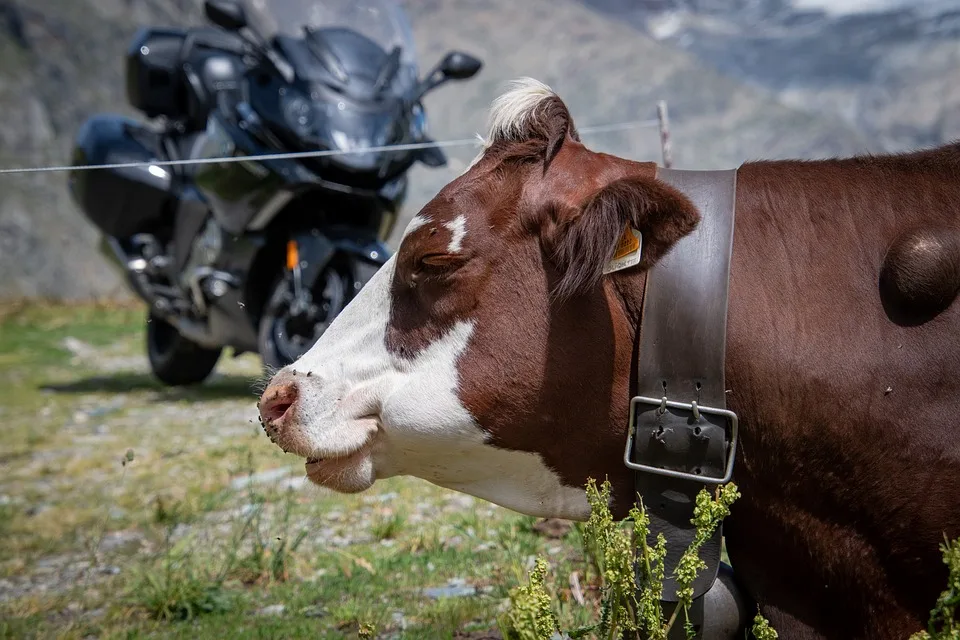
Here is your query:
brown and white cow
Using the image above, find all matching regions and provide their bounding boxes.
[258,78,960,639]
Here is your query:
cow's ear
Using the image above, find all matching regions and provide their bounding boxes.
[544,175,700,300]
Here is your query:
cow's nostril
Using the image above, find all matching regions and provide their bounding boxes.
[260,381,299,424]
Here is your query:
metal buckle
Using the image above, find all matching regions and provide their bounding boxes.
[623,395,739,484]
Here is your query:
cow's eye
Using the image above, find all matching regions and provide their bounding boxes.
[418,253,462,272]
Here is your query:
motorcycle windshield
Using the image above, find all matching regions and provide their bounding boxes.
[243,0,418,90]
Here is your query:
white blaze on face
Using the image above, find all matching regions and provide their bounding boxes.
[286,213,590,520]
[445,215,467,253]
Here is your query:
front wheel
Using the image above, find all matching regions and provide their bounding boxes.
[258,262,352,371]
[146,312,223,386]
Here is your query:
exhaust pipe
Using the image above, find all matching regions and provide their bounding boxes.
[103,237,221,349]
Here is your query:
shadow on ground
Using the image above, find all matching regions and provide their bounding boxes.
[40,372,263,402]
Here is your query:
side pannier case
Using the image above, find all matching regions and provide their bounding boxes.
[68,115,175,239]
[125,27,188,119]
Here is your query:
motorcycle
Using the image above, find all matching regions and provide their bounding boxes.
[67,0,482,385]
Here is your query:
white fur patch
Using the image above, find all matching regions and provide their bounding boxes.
[467,77,558,170]
[284,256,590,521]
[445,215,467,253]
[402,214,431,239]
[375,435,592,520]
[485,77,556,146]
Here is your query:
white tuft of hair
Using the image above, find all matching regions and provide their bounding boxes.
[486,77,556,146]
[466,77,557,171]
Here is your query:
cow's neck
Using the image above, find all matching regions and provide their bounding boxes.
[606,270,649,516]
[611,270,648,331]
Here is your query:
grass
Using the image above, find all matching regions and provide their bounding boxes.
[0,302,603,638]
[10,302,952,639]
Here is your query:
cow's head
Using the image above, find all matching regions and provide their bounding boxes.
[257,78,700,520]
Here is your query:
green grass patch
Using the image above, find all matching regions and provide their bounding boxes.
[0,301,143,367]
[0,302,585,637]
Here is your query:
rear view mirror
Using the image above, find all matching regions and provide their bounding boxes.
[438,51,482,80]
[411,50,483,103]
[204,0,247,31]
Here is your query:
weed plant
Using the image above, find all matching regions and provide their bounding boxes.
[498,478,757,639]
[500,477,960,640]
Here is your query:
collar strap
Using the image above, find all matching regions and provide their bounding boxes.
[625,167,739,637]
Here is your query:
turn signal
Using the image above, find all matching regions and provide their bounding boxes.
[286,240,299,271]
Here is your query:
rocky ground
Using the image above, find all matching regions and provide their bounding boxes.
[0,0,898,300]
[0,303,597,638]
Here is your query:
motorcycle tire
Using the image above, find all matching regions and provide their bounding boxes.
[146,312,223,386]
[258,262,352,372]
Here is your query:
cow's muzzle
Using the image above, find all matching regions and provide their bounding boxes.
[258,372,300,451]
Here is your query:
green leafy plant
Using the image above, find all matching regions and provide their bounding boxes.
[128,528,235,622]
[498,557,560,640]
[751,612,779,640]
[630,491,667,639]
[910,535,960,640]
[581,477,643,639]
[499,477,774,640]
[670,483,741,637]
[498,476,960,640]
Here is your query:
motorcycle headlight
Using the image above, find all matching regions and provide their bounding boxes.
[329,113,396,151]
[330,129,375,152]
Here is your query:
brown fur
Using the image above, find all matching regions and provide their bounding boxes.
[721,156,960,639]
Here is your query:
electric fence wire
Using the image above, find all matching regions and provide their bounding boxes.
[0,118,660,176]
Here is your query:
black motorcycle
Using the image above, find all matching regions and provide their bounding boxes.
[67,0,481,384]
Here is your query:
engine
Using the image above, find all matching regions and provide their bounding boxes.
[178,218,237,315]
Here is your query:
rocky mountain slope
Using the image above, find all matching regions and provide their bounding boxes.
[0,0,906,300]
[0,0,208,300]
[584,0,960,151]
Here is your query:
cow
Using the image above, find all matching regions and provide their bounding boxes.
[257,77,960,639]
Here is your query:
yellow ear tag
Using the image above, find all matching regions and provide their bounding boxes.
[603,225,643,274]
